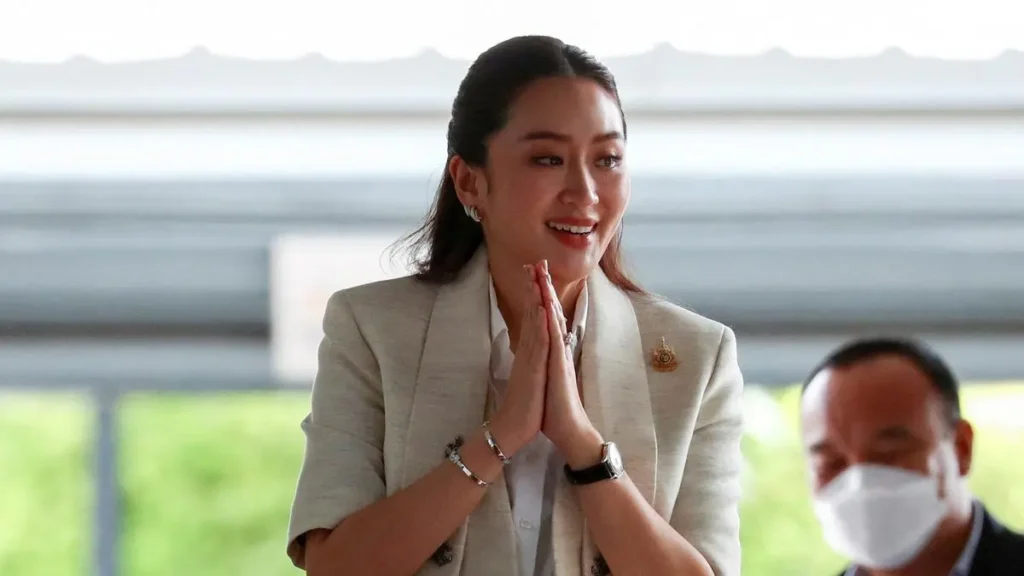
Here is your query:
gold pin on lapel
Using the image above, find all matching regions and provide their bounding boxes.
[651,337,678,372]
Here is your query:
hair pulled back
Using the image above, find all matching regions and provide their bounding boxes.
[401,35,641,293]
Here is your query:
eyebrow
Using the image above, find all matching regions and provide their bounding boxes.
[875,426,915,442]
[808,426,914,452]
[518,130,623,144]
[807,441,831,455]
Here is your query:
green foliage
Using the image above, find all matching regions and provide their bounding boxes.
[118,393,309,576]
[0,393,91,576]
[2,385,1023,576]
[739,387,845,575]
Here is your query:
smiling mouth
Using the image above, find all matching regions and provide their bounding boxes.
[546,222,596,235]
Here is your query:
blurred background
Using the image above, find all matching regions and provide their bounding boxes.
[2,1,1024,575]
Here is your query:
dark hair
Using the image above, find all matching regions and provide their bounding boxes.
[397,35,643,293]
[802,337,962,426]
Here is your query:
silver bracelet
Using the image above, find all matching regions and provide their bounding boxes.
[445,436,490,487]
[481,422,511,465]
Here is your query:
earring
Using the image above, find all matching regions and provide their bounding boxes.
[463,204,481,223]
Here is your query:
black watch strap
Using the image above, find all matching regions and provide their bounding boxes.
[564,442,623,485]
[564,462,613,485]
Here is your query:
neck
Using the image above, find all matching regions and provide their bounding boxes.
[869,497,975,576]
[491,262,585,349]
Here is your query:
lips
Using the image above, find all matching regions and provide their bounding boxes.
[545,218,597,250]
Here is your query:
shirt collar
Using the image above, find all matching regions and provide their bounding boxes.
[846,499,985,576]
[952,500,986,576]
[488,276,588,355]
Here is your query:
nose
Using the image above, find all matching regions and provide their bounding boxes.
[562,158,599,206]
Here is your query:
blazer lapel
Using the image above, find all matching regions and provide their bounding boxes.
[552,268,659,575]
[401,250,517,575]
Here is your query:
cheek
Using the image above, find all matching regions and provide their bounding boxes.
[809,455,845,491]
[495,171,560,209]
[887,449,935,475]
[600,167,629,196]
[485,186,550,242]
[597,174,629,220]
[928,443,958,476]
[812,472,837,493]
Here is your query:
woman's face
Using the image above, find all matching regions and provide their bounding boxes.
[461,76,629,287]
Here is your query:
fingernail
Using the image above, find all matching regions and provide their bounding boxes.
[542,260,549,273]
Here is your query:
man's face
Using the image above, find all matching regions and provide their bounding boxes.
[800,354,973,494]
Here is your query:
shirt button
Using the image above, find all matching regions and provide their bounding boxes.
[519,519,534,530]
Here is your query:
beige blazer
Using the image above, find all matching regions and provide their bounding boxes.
[287,251,744,575]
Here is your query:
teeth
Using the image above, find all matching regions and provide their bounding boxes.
[547,222,595,234]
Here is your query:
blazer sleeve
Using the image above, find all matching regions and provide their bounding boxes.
[670,326,745,576]
[286,290,386,569]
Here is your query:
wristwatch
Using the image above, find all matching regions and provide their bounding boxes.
[564,441,624,485]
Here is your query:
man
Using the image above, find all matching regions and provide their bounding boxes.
[799,337,1024,576]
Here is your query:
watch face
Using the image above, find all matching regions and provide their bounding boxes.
[605,443,623,473]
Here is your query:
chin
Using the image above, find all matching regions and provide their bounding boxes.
[544,251,600,284]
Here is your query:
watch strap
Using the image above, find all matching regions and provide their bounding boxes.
[564,442,623,485]
[564,462,614,485]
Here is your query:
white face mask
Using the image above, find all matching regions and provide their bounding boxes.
[812,464,948,569]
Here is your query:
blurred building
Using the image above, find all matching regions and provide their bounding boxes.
[3,48,1024,389]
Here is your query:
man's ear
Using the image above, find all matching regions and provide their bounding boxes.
[449,155,488,216]
[953,418,974,477]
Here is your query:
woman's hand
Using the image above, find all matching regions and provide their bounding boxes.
[536,261,603,466]
[488,264,549,457]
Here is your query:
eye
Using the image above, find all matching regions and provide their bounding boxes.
[597,155,623,169]
[532,155,563,166]
[809,447,845,476]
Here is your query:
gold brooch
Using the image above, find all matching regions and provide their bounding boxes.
[651,337,678,372]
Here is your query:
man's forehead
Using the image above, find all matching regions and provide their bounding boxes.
[802,369,834,412]
[809,355,932,399]
[801,356,939,433]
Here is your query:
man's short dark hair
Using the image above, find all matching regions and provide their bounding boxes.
[802,337,962,426]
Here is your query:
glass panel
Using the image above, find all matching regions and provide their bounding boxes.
[0,392,91,576]
[119,392,307,576]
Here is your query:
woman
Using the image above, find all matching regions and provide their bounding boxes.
[287,35,744,576]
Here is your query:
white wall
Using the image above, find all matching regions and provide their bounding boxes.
[3,114,1024,180]
[2,49,1022,180]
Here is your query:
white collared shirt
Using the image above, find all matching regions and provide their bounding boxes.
[487,278,587,576]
